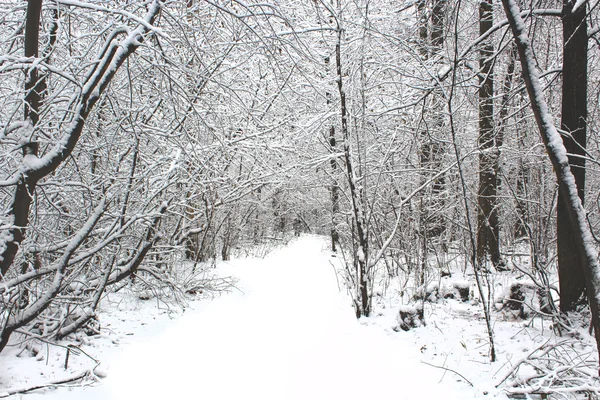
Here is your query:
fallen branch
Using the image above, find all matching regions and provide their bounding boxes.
[0,369,97,397]
[495,340,600,396]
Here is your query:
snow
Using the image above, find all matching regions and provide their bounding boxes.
[4,236,597,399]
[0,236,477,399]
[452,280,470,290]
[572,0,587,13]
[21,155,45,170]
[55,0,165,37]
[357,245,365,262]
[0,217,13,264]
[397,304,421,313]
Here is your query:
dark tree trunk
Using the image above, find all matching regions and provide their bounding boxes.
[476,0,502,268]
[557,0,587,312]
[24,0,42,125]
[417,0,428,55]
[1,0,43,277]
[417,0,447,242]
[430,0,445,50]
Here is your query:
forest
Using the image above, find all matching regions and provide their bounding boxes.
[2,0,600,397]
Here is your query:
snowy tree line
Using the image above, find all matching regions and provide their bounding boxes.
[2,0,600,381]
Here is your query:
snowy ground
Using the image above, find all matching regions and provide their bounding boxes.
[1,236,597,399]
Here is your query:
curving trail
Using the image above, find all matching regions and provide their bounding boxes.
[26,236,468,399]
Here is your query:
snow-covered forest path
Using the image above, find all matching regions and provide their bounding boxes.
[26,236,472,399]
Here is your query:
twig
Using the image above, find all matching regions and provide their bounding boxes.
[421,360,474,387]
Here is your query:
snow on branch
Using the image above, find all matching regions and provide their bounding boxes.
[3,197,108,330]
[496,340,600,396]
[54,0,167,37]
[20,0,162,181]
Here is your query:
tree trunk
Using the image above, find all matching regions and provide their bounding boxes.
[326,56,340,253]
[501,0,600,368]
[336,27,370,317]
[430,0,445,50]
[417,0,428,55]
[557,0,587,312]
[476,0,502,269]
[0,0,43,277]
[330,125,341,252]
[24,0,42,125]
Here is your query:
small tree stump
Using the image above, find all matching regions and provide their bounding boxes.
[501,281,540,319]
[395,304,425,331]
[504,282,527,320]
[452,281,471,302]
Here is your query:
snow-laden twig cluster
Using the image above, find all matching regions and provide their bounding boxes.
[497,339,600,398]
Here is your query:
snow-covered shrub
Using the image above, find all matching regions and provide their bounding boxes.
[414,281,471,303]
[414,282,440,302]
[496,280,550,319]
[394,304,425,331]
[436,280,471,302]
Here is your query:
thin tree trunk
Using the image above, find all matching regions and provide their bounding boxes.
[326,56,340,253]
[335,26,370,317]
[0,200,107,352]
[330,125,341,252]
